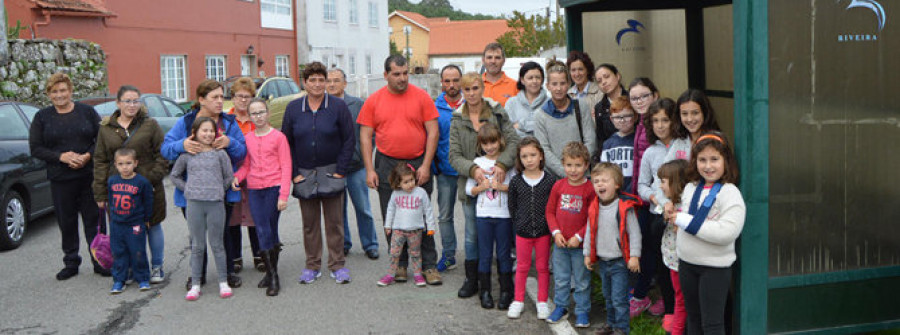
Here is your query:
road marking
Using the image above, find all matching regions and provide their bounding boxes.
[526,277,579,335]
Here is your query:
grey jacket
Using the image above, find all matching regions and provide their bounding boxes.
[505,89,549,138]
[170,150,234,202]
[533,98,597,178]
[342,94,366,172]
[638,137,692,213]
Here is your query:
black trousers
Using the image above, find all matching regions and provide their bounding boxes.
[679,260,732,335]
[51,177,103,269]
[374,152,436,270]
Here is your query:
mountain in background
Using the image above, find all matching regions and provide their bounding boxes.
[388,0,500,20]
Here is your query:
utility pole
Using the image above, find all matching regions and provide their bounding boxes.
[1,0,9,66]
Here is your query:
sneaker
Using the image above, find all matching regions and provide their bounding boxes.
[648,298,665,316]
[185,286,201,301]
[574,312,590,328]
[376,275,395,286]
[594,324,614,335]
[413,274,426,287]
[138,281,151,291]
[185,276,206,291]
[219,282,233,298]
[110,282,125,295]
[56,267,78,280]
[662,314,674,333]
[423,268,442,285]
[298,269,321,284]
[150,266,165,284]
[546,307,568,324]
[331,268,351,284]
[629,297,651,317]
[536,302,551,320]
[507,301,524,319]
[395,267,408,282]
[436,256,457,272]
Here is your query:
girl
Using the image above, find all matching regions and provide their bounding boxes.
[506,137,557,319]
[628,77,660,194]
[171,117,236,301]
[231,98,292,297]
[593,63,626,145]
[377,163,435,287]
[466,123,515,310]
[657,159,690,335]
[673,88,721,145]
[227,77,263,274]
[664,132,745,335]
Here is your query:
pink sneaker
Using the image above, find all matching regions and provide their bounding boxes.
[413,274,426,287]
[377,275,395,286]
[662,314,674,332]
[629,297,651,318]
[185,286,201,301]
[648,298,665,316]
[219,282,233,298]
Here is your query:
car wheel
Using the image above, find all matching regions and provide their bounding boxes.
[0,191,27,250]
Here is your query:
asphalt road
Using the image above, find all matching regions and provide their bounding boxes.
[0,178,552,335]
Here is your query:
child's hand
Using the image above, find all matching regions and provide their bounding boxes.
[293,174,306,183]
[649,194,657,206]
[231,177,241,191]
[427,230,435,236]
[584,257,593,270]
[491,177,501,189]
[480,178,492,190]
[96,201,106,209]
[145,222,150,228]
[553,233,567,248]
[628,257,641,273]
[277,200,288,211]
[664,202,676,223]
[384,228,392,236]
[567,236,581,248]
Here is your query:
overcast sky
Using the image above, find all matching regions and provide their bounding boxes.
[444,0,561,18]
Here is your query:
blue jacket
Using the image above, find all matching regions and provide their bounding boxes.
[432,92,459,176]
[161,109,247,207]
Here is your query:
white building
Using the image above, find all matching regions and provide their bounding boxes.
[304,0,389,80]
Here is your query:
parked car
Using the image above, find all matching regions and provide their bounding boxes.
[77,94,186,134]
[0,101,54,250]
[267,91,306,130]
[221,76,301,112]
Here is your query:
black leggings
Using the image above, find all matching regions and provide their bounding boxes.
[679,260,731,335]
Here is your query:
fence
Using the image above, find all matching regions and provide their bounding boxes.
[345,74,440,99]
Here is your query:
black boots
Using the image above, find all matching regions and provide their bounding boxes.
[479,272,494,309]
[254,256,266,272]
[458,260,479,298]
[497,272,514,310]
[257,247,280,296]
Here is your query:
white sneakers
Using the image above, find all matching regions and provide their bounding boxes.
[185,286,201,301]
[507,301,525,318]
[536,302,551,320]
[219,282,233,298]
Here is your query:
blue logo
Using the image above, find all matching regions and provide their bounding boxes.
[845,0,886,31]
[615,20,645,45]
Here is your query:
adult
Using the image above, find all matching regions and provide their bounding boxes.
[593,63,627,146]
[326,68,380,260]
[93,85,169,283]
[29,72,108,280]
[566,51,603,110]
[227,77,263,273]
[533,60,597,179]
[283,62,356,284]
[433,64,464,272]
[448,72,520,298]
[481,43,519,107]
[162,79,247,290]
[504,61,549,138]
[358,55,442,285]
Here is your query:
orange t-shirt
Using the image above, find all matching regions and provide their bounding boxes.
[357,85,438,159]
[482,72,519,107]
[228,107,255,134]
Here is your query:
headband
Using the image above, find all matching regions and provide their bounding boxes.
[406,163,416,171]
[696,134,725,145]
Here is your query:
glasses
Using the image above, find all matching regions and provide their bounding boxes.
[234,94,253,100]
[611,114,634,122]
[120,99,141,106]
[629,93,653,103]
[249,112,268,118]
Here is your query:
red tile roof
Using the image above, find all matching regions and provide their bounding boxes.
[391,10,432,31]
[32,0,114,15]
[428,20,512,56]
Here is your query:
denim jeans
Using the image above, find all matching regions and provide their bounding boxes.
[147,223,164,267]
[249,186,282,250]
[552,246,591,315]
[597,258,630,333]
[343,168,378,252]
[475,217,512,273]
[110,221,150,283]
[462,197,478,261]
[436,174,458,258]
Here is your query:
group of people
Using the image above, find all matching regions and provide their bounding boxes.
[28,41,744,335]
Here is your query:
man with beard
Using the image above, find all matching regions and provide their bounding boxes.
[432,65,463,273]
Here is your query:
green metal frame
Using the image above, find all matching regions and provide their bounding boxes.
[769,266,900,289]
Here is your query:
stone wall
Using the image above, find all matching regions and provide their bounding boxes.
[0,39,108,106]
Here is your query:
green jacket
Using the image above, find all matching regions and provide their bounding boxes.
[92,108,168,225]
[448,97,520,202]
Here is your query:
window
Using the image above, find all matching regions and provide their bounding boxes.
[142,96,167,118]
[275,55,289,77]
[348,55,356,75]
[0,105,28,140]
[366,55,372,74]
[349,0,358,24]
[323,55,331,68]
[324,0,336,22]
[205,56,226,82]
[161,55,187,102]
[405,47,413,59]
[368,2,378,28]
[260,0,292,30]
[17,104,38,122]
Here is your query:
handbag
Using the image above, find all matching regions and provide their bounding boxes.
[90,209,113,270]
[292,163,346,199]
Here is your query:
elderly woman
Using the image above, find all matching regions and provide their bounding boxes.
[226,77,263,273]
[566,51,603,110]
[448,72,519,302]
[504,61,549,138]
[283,62,355,284]
[93,85,169,283]
[161,79,247,290]
[30,72,108,280]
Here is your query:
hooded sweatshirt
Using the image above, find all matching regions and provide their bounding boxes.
[533,98,597,178]
[505,88,550,138]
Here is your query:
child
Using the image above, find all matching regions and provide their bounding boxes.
[171,117,235,301]
[107,148,154,294]
[231,98,291,297]
[600,96,636,193]
[465,124,515,310]
[657,159,690,335]
[584,162,643,335]
[664,132,745,335]
[507,137,557,319]
[545,141,596,327]
[378,163,435,287]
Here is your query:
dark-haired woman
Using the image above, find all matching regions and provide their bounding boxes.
[566,51,603,110]
[593,64,627,145]
[505,61,549,138]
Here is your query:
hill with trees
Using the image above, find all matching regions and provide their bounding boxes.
[388,0,499,20]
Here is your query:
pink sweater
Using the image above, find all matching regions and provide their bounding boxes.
[234,128,293,201]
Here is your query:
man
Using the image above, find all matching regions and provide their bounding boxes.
[358,55,442,285]
[481,42,519,107]
[433,65,463,272]
[327,68,380,260]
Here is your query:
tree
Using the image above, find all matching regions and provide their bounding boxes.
[388,0,497,21]
[389,40,402,56]
[496,11,566,57]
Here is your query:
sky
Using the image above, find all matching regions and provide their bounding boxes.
[445,0,561,18]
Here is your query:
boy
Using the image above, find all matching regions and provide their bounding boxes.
[545,142,596,327]
[600,96,637,193]
[106,148,154,294]
[584,163,643,335]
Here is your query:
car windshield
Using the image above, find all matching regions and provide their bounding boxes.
[93,101,118,116]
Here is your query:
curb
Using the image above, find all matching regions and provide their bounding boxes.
[525,276,579,335]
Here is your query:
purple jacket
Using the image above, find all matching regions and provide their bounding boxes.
[632,114,650,195]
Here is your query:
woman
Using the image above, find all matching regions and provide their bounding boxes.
[448,72,519,300]
[29,72,108,280]
[504,61,549,138]
[283,62,356,285]
[227,77,263,273]
[161,79,247,290]
[566,51,603,110]
[593,63,627,145]
[93,85,169,284]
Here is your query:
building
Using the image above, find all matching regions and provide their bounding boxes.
[387,10,433,70]
[6,0,298,102]
[427,19,510,74]
[304,0,389,77]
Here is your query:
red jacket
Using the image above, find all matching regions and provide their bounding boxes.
[586,192,643,265]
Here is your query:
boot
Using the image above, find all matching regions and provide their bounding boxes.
[233,257,243,273]
[254,256,266,272]
[267,247,280,296]
[457,260,479,298]
[497,272,514,310]
[479,272,494,309]
[257,250,272,288]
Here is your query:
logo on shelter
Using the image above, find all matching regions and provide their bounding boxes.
[615,20,645,46]
[837,0,887,42]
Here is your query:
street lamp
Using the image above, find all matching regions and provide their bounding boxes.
[403,25,412,62]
